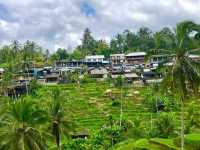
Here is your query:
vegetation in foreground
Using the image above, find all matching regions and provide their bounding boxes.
[0,80,200,149]
[0,21,200,149]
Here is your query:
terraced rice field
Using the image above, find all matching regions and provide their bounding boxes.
[35,81,199,134]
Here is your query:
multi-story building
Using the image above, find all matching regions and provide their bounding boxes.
[125,52,146,65]
[150,54,170,64]
[110,54,125,65]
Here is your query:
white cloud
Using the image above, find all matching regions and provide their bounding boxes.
[0,0,200,51]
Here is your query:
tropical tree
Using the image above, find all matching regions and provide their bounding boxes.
[0,97,47,150]
[154,27,176,50]
[0,63,15,97]
[48,88,72,149]
[11,40,21,55]
[137,27,155,51]
[95,40,110,57]
[55,48,69,60]
[114,76,125,126]
[44,49,50,65]
[81,28,97,55]
[154,21,200,150]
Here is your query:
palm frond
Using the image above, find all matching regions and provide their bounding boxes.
[176,21,200,50]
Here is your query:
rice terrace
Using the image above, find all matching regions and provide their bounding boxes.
[0,0,200,150]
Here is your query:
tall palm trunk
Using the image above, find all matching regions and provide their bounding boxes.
[25,65,29,95]
[120,87,123,126]
[180,98,184,150]
[53,122,61,150]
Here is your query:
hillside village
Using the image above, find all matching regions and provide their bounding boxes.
[1,21,200,150]
[1,51,200,97]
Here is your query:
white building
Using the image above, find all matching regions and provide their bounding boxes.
[85,55,105,63]
[150,54,169,64]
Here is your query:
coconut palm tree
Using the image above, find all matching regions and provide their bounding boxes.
[0,63,15,97]
[114,75,125,126]
[0,97,47,150]
[49,88,72,149]
[153,21,200,150]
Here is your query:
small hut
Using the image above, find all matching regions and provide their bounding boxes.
[89,67,108,78]
[124,73,140,82]
[71,130,89,139]
[45,74,60,83]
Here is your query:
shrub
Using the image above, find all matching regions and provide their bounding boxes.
[80,73,93,83]
[154,112,175,138]
[63,139,88,150]
[186,102,200,132]
[142,86,179,113]
[29,78,41,96]
[112,101,121,107]
[143,93,177,113]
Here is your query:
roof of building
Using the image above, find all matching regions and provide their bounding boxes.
[102,60,110,64]
[45,74,60,78]
[0,68,4,72]
[90,67,108,75]
[126,52,146,57]
[124,73,138,78]
[111,74,124,79]
[110,54,125,57]
[143,68,151,72]
[71,130,89,137]
[189,54,200,59]
[85,55,105,59]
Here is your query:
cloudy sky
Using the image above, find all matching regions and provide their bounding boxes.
[0,0,200,52]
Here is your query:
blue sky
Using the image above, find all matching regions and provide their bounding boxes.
[0,4,12,21]
[0,0,200,51]
[81,2,96,17]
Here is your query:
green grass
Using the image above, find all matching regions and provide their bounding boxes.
[114,139,136,150]
[36,81,151,131]
[115,138,174,150]
[150,138,179,150]
[34,80,200,148]
[184,134,200,150]
[185,134,200,141]
[35,81,200,132]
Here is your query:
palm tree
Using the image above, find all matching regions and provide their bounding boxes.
[0,64,14,97]
[0,97,47,150]
[49,88,72,149]
[114,76,125,126]
[153,21,200,150]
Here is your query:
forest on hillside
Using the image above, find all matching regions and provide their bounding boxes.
[1,23,200,68]
[1,21,200,150]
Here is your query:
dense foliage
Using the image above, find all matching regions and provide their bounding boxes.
[1,21,200,150]
[1,22,200,68]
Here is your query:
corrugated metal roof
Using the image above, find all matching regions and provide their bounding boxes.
[126,52,146,57]
[110,54,125,57]
[189,54,200,58]
[85,55,105,59]
[0,68,4,72]
[124,73,138,78]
